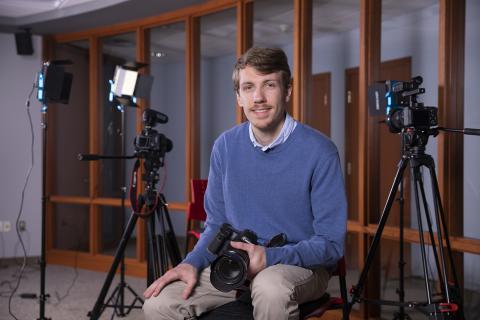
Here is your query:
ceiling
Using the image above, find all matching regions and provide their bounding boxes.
[0,0,207,34]
[0,0,437,62]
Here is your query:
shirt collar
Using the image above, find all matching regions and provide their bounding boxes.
[249,113,297,152]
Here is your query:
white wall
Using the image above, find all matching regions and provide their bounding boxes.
[0,33,43,258]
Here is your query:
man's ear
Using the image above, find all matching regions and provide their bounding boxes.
[236,92,243,107]
[285,84,292,103]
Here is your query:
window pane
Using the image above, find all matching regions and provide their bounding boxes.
[252,0,294,114]
[380,2,439,316]
[53,203,89,252]
[312,0,360,221]
[100,205,136,258]
[200,9,237,178]
[99,32,137,198]
[464,0,480,241]
[380,0,439,232]
[51,41,90,196]
[147,23,186,204]
[464,0,480,317]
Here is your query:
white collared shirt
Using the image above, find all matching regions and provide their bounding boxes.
[249,113,297,152]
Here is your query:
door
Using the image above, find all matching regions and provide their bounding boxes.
[308,72,331,136]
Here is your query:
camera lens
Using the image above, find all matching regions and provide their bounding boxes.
[210,249,249,292]
[217,257,241,280]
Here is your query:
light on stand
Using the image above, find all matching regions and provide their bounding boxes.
[35,59,73,320]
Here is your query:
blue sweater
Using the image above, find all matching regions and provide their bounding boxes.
[183,122,347,271]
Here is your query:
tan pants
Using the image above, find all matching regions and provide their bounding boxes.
[143,264,330,320]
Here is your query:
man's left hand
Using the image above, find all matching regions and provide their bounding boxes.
[230,241,266,278]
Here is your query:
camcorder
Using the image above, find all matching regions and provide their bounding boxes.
[207,223,286,292]
[368,76,438,133]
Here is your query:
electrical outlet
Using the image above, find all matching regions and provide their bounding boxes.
[3,221,11,232]
[19,220,26,232]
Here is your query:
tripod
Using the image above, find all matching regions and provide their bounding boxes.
[88,156,182,320]
[347,129,464,319]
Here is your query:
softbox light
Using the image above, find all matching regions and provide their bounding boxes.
[37,60,73,104]
[110,62,153,107]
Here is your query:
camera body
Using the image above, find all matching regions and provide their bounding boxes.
[133,109,172,169]
[134,129,172,156]
[384,76,438,133]
[387,106,438,133]
[207,223,258,292]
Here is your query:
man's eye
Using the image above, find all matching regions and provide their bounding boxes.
[242,85,254,92]
[265,82,277,88]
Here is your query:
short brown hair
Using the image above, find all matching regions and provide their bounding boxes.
[232,47,291,93]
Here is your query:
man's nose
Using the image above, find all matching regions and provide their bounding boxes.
[253,87,266,103]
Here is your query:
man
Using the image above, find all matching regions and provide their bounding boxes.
[143,47,347,320]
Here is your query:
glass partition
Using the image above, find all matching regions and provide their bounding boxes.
[379,0,439,315]
[463,0,480,317]
[253,0,294,116]
[149,22,187,203]
[53,203,89,252]
[99,32,137,199]
[199,8,237,178]
[51,41,90,197]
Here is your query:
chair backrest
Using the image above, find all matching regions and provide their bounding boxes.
[188,179,208,221]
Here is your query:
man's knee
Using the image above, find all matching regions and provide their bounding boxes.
[143,292,183,320]
[251,266,294,306]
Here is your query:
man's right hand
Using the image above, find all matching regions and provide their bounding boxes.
[143,263,198,300]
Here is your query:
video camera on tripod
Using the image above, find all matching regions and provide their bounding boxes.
[348,76,480,319]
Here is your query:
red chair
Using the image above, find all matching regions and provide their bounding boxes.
[185,179,208,253]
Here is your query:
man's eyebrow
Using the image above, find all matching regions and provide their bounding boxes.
[240,79,280,85]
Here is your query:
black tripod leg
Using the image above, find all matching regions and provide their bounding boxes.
[159,194,182,266]
[411,166,435,305]
[88,212,138,320]
[156,204,169,275]
[415,171,446,294]
[347,157,409,315]
[428,164,465,319]
[147,211,162,281]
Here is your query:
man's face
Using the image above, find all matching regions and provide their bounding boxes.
[236,66,291,137]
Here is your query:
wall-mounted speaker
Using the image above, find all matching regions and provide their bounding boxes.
[15,31,34,55]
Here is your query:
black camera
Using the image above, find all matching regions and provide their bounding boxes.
[384,76,438,133]
[369,76,438,134]
[208,224,258,292]
[134,108,172,164]
[208,223,286,292]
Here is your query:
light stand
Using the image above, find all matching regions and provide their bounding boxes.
[101,106,143,318]
[36,60,73,320]
[38,103,50,320]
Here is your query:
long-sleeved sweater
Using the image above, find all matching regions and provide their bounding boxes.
[183,121,347,271]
